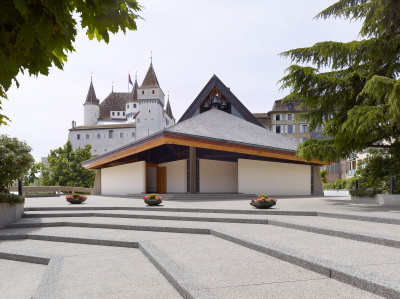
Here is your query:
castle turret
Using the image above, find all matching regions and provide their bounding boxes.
[83,78,100,126]
[137,59,165,139]
[126,74,139,123]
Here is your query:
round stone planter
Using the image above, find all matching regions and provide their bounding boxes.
[67,198,86,204]
[250,201,276,209]
[144,199,162,206]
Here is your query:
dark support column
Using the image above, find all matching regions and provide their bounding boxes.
[189,147,197,194]
[18,180,23,196]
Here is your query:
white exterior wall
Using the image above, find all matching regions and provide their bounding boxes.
[68,127,136,155]
[238,159,311,196]
[136,100,164,139]
[126,102,139,123]
[199,159,238,193]
[83,104,100,126]
[159,160,186,193]
[138,87,165,104]
[101,161,146,195]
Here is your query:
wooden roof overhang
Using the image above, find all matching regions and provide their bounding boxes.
[82,132,324,170]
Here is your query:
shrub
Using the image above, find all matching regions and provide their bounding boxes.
[349,188,378,198]
[0,192,25,205]
[257,194,269,199]
[149,193,157,199]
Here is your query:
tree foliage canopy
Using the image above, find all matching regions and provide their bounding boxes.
[0,0,142,125]
[39,140,95,188]
[279,0,400,162]
[0,135,34,192]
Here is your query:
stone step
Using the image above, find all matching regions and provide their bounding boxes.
[128,193,257,200]
[0,227,385,298]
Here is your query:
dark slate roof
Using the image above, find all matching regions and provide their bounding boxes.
[70,124,136,131]
[165,97,174,119]
[140,64,160,88]
[82,109,301,168]
[179,75,263,127]
[85,80,99,105]
[253,113,270,118]
[99,92,131,120]
[167,109,299,152]
[271,100,302,112]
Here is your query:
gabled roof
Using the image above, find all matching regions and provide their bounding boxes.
[82,109,323,169]
[99,92,130,120]
[168,109,298,152]
[85,79,99,105]
[179,75,263,127]
[140,63,160,88]
[165,97,174,119]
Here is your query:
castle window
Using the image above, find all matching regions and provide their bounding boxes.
[97,134,100,139]
[123,112,125,116]
[134,104,136,108]
[132,132,135,137]
[275,114,280,121]
[166,119,169,125]
[109,130,114,138]
[149,110,150,113]
[152,90,155,94]
[117,112,120,116]
[276,125,281,133]
[120,133,123,138]
[77,134,80,140]
[142,91,144,94]
[86,134,89,139]
[112,112,115,116]
[127,104,129,109]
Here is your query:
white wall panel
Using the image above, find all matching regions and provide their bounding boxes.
[101,161,146,195]
[199,159,238,193]
[238,159,311,196]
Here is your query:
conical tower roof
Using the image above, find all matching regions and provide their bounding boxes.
[85,78,99,105]
[165,95,174,119]
[140,63,160,88]
[130,75,139,102]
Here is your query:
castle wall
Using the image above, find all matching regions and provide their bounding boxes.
[68,127,136,155]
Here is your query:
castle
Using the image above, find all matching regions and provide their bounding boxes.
[68,61,174,156]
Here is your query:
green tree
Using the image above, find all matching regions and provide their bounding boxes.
[0,0,142,125]
[279,0,400,162]
[22,162,41,186]
[39,140,95,188]
[356,145,400,194]
[0,135,34,192]
[320,169,328,184]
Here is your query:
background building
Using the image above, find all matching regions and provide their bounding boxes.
[68,62,174,156]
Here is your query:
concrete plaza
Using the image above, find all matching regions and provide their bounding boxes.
[1,195,400,298]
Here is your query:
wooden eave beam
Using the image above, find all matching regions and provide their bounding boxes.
[83,132,324,169]
[163,133,324,166]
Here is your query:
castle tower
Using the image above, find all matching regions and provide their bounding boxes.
[126,74,139,123]
[136,59,166,139]
[83,77,100,126]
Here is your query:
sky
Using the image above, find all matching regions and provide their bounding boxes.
[1,0,363,161]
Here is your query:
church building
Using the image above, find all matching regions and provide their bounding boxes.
[82,75,324,197]
[68,61,174,156]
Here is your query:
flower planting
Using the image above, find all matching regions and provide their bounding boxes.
[250,194,277,209]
